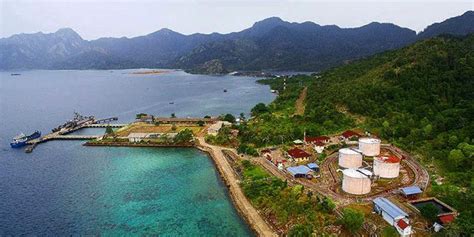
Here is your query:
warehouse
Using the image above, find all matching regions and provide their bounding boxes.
[287,165,313,178]
[373,197,412,237]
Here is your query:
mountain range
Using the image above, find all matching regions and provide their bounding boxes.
[1,11,473,73]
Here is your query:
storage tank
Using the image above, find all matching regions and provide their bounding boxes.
[373,156,401,178]
[342,169,371,195]
[338,148,363,168]
[358,138,381,156]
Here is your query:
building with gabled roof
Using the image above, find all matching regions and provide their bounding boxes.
[287,147,311,163]
[373,197,412,237]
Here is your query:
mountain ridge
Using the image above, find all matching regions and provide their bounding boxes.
[1,11,473,72]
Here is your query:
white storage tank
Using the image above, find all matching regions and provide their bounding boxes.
[373,156,401,178]
[358,138,381,156]
[338,148,363,168]
[342,169,371,195]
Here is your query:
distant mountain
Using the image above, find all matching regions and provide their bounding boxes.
[418,11,474,39]
[1,11,473,72]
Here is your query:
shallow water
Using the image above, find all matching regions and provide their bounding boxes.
[0,69,274,235]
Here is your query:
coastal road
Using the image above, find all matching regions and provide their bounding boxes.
[196,137,277,237]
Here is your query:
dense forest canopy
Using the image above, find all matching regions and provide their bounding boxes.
[240,34,474,234]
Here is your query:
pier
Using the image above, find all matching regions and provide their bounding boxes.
[24,114,120,153]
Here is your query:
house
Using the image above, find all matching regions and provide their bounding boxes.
[340,130,361,141]
[373,197,412,237]
[127,133,149,142]
[304,136,330,144]
[287,147,311,163]
[287,165,313,178]
[400,186,423,199]
[307,163,319,172]
[313,141,326,153]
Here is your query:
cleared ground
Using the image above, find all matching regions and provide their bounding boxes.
[114,122,204,137]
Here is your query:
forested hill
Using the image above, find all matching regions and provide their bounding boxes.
[307,34,474,234]
[242,34,473,233]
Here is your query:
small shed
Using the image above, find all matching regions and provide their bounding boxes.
[287,165,313,178]
[307,163,319,172]
[293,139,304,145]
[400,186,422,198]
[127,133,149,142]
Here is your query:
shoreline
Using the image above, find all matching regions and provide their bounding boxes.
[195,137,277,237]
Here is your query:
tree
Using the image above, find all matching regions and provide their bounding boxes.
[381,226,398,237]
[251,103,269,116]
[339,208,364,234]
[105,126,114,135]
[171,113,176,118]
[222,114,236,123]
[419,203,439,224]
[288,223,313,237]
[197,120,205,127]
[448,149,465,169]
[136,113,147,119]
[239,112,246,122]
[173,129,194,144]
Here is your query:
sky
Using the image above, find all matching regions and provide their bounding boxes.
[0,0,472,40]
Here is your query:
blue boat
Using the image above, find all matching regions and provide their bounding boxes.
[10,131,41,148]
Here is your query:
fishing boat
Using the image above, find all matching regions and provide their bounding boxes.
[10,131,41,148]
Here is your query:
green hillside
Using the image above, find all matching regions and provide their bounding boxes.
[240,35,474,234]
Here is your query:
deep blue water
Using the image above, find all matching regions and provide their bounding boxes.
[0,69,275,235]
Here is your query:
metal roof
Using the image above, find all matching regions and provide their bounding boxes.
[307,163,319,169]
[373,197,408,219]
[400,186,422,195]
[287,165,312,176]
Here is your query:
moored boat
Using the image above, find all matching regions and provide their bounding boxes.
[10,131,41,148]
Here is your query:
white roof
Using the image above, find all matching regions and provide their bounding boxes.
[127,133,149,138]
[293,139,304,144]
[359,137,381,143]
[343,168,371,178]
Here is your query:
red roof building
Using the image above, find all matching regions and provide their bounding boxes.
[439,214,455,225]
[305,136,330,144]
[341,130,361,139]
[287,148,311,158]
[396,219,409,230]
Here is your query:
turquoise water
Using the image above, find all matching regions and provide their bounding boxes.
[0,70,272,235]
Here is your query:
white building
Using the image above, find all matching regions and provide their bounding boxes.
[127,133,149,142]
[373,197,412,237]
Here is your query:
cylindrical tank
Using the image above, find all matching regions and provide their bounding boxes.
[342,169,371,195]
[338,148,363,168]
[373,156,401,178]
[358,138,381,156]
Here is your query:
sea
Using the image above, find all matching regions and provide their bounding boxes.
[0,69,275,235]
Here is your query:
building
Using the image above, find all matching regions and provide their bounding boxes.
[400,186,423,199]
[373,155,401,178]
[304,136,330,144]
[287,147,311,163]
[127,133,149,142]
[287,165,313,178]
[342,168,372,195]
[338,148,363,168]
[207,121,232,136]
[340,130,360,141]
[307,163,319,172]
[358,137,381,156]
[293,139,304,145]
[373,197,412,237]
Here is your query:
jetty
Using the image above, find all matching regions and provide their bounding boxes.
[24,113,119,153]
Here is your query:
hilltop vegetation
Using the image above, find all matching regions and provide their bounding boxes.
[240,34,474,234]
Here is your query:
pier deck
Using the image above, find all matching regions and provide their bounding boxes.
[24,116,120,153]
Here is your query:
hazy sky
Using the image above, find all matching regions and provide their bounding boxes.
[1,0,472,40]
